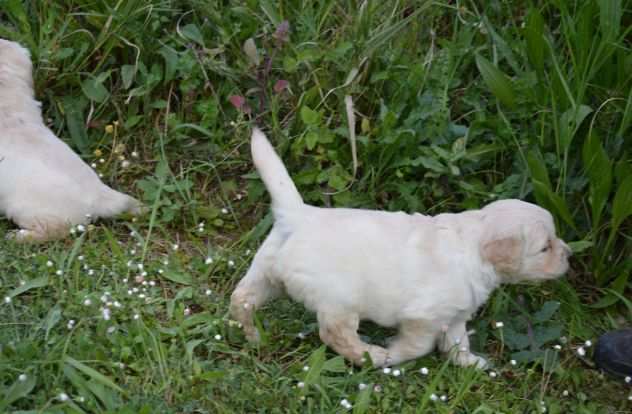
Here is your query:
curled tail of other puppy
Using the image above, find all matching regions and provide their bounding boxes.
[93,188,145,218]
[251,128,303,216]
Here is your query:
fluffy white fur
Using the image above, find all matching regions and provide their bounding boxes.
[0,39,142,242]
[231,128,571,368]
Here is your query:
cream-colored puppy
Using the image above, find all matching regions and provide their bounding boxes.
[231,128,571,368]
[0,39,142,242]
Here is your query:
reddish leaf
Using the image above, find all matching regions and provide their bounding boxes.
[273,20,290,43]
[274,79,289,94]
[229,95,252,114]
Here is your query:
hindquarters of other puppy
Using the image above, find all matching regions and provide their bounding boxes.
[0,39,143,241]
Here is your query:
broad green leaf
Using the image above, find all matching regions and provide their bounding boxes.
[559,105,592,153]
[121,64,136,89]
[64,357,124,394]
[8,277,48,298]
[159,271,192,285]
[526,151,552,189]
[81,76,110,103]
[533,301,560,323]
[303,346,326,385]
[0,373,37,411]
[181,24,204,45]
[524,7,545,72]
[197,371,227,382]
[353,383,373,414]
[259,0,281,26]
[532,180,576,230]
[582,131,612,226]
[158,46,178,82]
[611,174,632,232]
[568,240,593,254]
[62,96,90,154]
[43,305,62,340]
[300,106,320,126]
[475,54,516,108]
[598,0,622,41]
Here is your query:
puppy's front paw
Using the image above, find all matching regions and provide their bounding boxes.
[454,352,489,369]
[243,326,261,343]
[366,345,390,367]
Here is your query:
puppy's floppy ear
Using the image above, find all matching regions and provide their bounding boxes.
[481,237,522,274]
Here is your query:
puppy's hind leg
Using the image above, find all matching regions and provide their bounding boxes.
[438,320,488,368]
[318,310,390,367]
[386,320,437,365]
[230,231,284,343]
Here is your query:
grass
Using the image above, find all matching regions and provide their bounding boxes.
[1,0,631,412]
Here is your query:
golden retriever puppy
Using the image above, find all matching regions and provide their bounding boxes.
[231,128,571,368]
[0,39,142,242]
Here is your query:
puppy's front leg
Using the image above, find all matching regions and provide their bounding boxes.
[438,320,488,368]
[318,311,389,367]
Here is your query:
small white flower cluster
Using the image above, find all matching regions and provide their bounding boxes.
[382,367,402,377]
[429,393,447,402]
[494,321,504,328]
[4,296,11,304]
[205,256,213,265]
[67,319,76,330]
[340,399,352,409]
[419,367,429,375]
[197,222,205,233]
[625,376,631,384]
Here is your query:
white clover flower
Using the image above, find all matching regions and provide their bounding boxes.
[228,260,235,267]
[130,249,137,255]
[113,301,122,308]
[138,294,146,299]
[440,395,448,402]
[495,321,504,328]
[133,314,140,320]
[83,299,92,306]
[297,381,305,388]
[245,249,252,255]
[19,280,25,286]
[562,390,569,397]
[382,367,391,375]
[221,208,229,214]
[158,269,164,274]
[46,260,53,267]
[142,281,148,286]
[67,320,75,329]
[577,346,586,356]
[70,227,77,235]
[303,365,309,372]
[18,374,27,381]
[340,399,352,409]
[107,326,116,334]
[91,163,97,168]
[137,263,144,270]
[510,359,517,366]
[430,394,438,401]
[205,289,212,296]
[149,281,156,287]
[163,259,169,266]
[358,383,367,390]
[132,287,139,293]
[58,392,69,402]
[393,369,401,377]
[584,340,592,347]
[4,296,11,304]
[122,278,128,283]
[99,158,105,164]
[102,308,111,320]
[205,257,213,265]
[214,334,222,340]
[172,244,179,251]
[77,224,86,232]
[628,395,632,401]
[127,290,133,295]
[373,385,382,393]
[553,344,562,350]
[625,376,631,384]
[131,151,139,158]
[88,269,95,276]
[489,371,497,378]
[420,367,429,375]
[297,332,306,339]
[184,307,191,316]
[56,269,63,276]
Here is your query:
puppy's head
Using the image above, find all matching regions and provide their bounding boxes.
[479,199,571,283]
[0,39,34,90]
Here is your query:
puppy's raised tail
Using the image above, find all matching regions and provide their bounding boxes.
[251,128,303,215]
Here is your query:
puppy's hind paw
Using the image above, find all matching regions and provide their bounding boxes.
[365,346,390,367]
[454,352,489,369]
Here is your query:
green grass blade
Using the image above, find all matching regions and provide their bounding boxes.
[475,54,516,109]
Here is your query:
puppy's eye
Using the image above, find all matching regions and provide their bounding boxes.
[540,242,551,253]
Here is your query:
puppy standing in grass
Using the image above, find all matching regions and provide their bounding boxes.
[0,39,142,242]
[231,128,571,367]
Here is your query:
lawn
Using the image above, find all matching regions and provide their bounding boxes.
[1,0,631,412]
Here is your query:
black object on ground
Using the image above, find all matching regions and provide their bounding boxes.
[594,328,632,381]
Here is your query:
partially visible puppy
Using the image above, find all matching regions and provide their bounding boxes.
[231,128,571,368]
[0,39,142,242]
